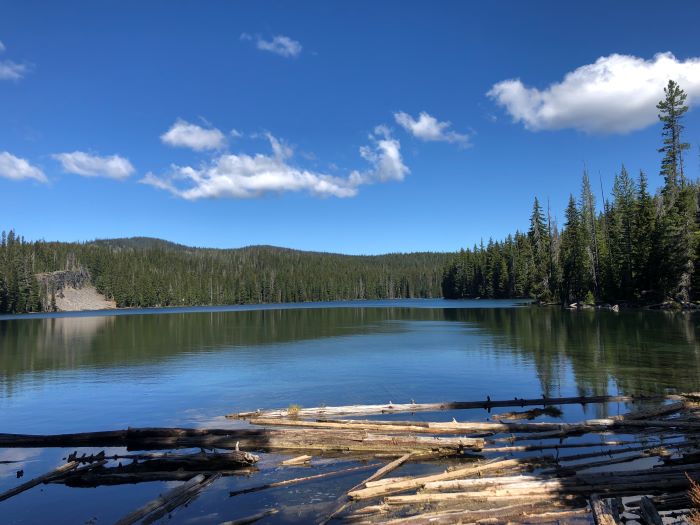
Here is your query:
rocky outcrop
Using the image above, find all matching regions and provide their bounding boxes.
[35,268,115,312]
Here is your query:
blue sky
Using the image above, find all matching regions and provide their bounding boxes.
[1,1,700,254]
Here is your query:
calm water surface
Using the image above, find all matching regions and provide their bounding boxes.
[1,299,699,523]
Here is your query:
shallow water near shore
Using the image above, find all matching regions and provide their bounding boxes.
[1,299,700,523]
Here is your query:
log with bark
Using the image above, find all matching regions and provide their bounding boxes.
[0,427,483,454]
[229,394,669,419]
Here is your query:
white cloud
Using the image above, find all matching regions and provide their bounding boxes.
[350,126,410,185]
[394,111,470,145]
[241,33,302,58]
[257,35,302,58]
[161,119,226,151]
[53,151,135,180]
[488,52,700,134]
[0,152,47,183]
[0,40,29,80]
[0,61,27,80]
[142,128,408,200]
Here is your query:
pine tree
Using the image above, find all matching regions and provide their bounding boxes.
[633,171,656,298]
[560,195,586,304]
[579,172,600,299]
[657,79,690,197]
[656,81,696,301]
[528,197,550,300]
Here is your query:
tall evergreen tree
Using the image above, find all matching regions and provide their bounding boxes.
[657,79,690,196]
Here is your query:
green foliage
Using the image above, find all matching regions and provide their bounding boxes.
[0,235,449,313]
[443,81,700,306]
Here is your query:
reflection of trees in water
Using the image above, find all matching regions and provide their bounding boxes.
[444,307,700,396]
[1,306,699,398]
[0,309,443,390]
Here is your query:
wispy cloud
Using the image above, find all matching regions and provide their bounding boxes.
[241,33,302,58]
[394,111,470,146]
[488,52,700,134]
[53,151,135,180]
[142,127,408,200]
[0,40,29,81]
[0,152,47,183]
[161,119,226,151]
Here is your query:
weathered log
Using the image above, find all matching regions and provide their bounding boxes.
[219,509,278,525]
[590,495,620,525]
[485,439,646,453]
[229,463,380,497]
[281,455,312,466]
[638,496,664,525]
[229,394,668,419]
[376,500,566,524]
[250,417,566,434]
[59,469,254,485]
[114,473,220,525]
[0,461,78,502]
[58,452,256,487]
[0,427,483,453]
[319,454,413,525]
[348,457,543,500]
[490,406,563,421]
[613,400,686,421]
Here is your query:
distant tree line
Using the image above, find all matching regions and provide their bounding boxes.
[443,80,700,305]
[0,234,449,314]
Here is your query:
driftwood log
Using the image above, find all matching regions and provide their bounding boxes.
[229,394,670,419]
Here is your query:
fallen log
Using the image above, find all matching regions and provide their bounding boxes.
[229,394,668,419]
[281,455,312,466]
[0,461,78,502]
[485,438,650,453]
[114,473,220,525]
[229,463,380,497]
[319,453,413,525]
[376,500,566,524]
[490,406,563,421]
[348,457,545,500]
[219,508,278,525]
[613,400,686,421]
[250,417,567,434]
[0,427,483,454]
[638,496,663,525]
[590,495,620,525]
[58,451,257,487]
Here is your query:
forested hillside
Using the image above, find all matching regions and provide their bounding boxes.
[442,80,700,305]
[0,233,449,313]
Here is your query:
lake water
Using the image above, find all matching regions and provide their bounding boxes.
[1,299,699,523]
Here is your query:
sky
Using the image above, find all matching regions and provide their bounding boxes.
[1,1,700,254]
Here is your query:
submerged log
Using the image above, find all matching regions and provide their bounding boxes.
[0,461,78,502]
[219,509,278,525]
[638,496,664,525]
[114,473,220,525]
[490,406,563,421]
[59,451,257,487]
[229,463,381,497]
[281,455,312,466]
[229,394,667,419]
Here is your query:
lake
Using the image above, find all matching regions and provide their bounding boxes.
[1,299,699,523]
